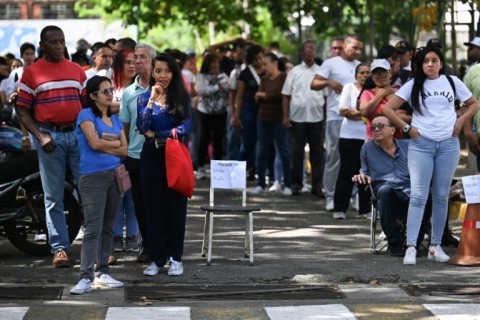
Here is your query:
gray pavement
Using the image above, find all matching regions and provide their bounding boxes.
[0,165,480,318]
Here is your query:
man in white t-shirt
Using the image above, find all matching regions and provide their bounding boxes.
[282,40,325,197]
[310,35,363,210]
[85,42,114,80]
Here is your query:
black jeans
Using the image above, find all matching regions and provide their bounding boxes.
[334,138,370,214]
[377,184,430,247]
[140,142,187,266]
[289,121,325,194]
[124,156,148,249]
[197,112,227,167]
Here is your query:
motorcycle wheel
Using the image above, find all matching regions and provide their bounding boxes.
[4,184,83,256]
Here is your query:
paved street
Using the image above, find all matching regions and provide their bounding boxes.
[1,167,480,319]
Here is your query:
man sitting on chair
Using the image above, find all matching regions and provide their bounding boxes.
[352,115,428,256]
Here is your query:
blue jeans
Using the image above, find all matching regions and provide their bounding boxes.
[33,130,80,253]
[406,135,460,246]
[238,101,259,168]
[256,120,291,188]
[114,189,138,238]
[78,170,121,281]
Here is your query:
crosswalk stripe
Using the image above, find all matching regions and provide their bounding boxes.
[105,307,191,320]
[1,307,29,320]
[265,304,356,320]
[424,304,480,320]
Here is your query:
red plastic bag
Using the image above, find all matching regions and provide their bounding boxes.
[165,129,195,198]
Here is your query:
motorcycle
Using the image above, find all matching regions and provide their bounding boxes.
[0,121,83,256]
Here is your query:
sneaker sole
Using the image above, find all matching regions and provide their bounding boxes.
[69,288,91,295]
[125,248,139,252]
[143,271,159,276]
[168,271,183,276]
[53,261,70,268]
[112,248,124,253]
[428,255,449,263]
[94,281,124,288]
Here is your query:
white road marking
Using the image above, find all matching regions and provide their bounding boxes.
[105,307,190,320]
[265,304,356,320]
[424,304,480,320]
[0,307,29,320]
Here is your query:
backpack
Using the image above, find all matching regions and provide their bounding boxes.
[445,74,461,110]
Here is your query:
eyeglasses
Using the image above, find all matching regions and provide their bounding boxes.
[94,88,114,95]
[370,123,393,131]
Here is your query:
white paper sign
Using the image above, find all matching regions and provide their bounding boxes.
[461,175,480,204]
[210,160,246,189]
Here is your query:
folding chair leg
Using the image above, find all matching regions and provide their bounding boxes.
[202,211,210,257]
[207,212,214,266]
[244,215,249,258]
[248,212,254,266]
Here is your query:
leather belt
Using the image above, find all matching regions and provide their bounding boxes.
[38,122,76,132]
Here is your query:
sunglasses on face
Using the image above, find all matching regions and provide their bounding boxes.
[370,123,392,131]
[94,88,114,95]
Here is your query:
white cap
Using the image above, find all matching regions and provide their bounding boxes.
[464,37,480,47]
[371,59,391,72]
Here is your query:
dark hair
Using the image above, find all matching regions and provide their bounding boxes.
[90,42,110,56]
[269,41,280,49]
[20,42,35,56]
[150,53,191,123]
[40,25,63,42]
[355,62,370,77]
[117,37,137,51]
[4,52,15,61]
[71,51,89,66]
[167,49,187,69]
[377,45,398,61]
[357,74,376,109]
[199,53,220,74]
[264,52,286,72]
[105,38,117,47]
[246,45,263,65]
[112,49,135,89]
[86,75,112,117]
[372,114,391,124]
[411,45,445,114]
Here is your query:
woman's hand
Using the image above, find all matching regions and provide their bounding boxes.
[230,113,242,129]
[150,83,164,100]
[453,117,465,137]
[144,129,155,139]
[376,86,394,98]
[409,126,421,139]
[255,92,266,102]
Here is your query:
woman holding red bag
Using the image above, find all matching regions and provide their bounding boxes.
[136,53,192,277]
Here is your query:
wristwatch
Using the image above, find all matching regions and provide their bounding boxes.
[402,124,412,133]
[21,136,29,142]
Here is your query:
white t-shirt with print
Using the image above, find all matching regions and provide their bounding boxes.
[317,56,359,122]
[396,75,472,141]
[338,82,366,139]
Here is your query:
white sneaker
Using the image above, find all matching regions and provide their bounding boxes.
[70,278,92,295]
[34,234,47,242]
[350,194,359,211]
[326,198,334,211]
[143,262,161,276]
[269,181,282,192]
[94,274,124,288]
[168,257,184,276]
[403,247,417,265]
[75,226,84,241]
[333,212,346,219]
[282,187,292,196]
[301,183,312,193]
[195,168,207,180]
[428,245,450,263]
[359,212,372,219]
[250,186,264,195]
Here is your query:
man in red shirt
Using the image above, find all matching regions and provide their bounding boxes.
[16,25,87,268]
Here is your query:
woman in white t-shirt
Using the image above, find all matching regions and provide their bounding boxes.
[332,63,371,220]
[383,46,480,266]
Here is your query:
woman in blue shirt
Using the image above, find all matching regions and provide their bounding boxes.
[136,53,191,277]
[70,75,128,295]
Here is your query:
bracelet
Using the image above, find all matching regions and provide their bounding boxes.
[21,136,29,142]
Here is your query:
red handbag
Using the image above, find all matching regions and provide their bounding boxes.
[165,129,195,198]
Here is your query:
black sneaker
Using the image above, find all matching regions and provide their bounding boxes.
[136,247,152,263]
[442,230,460,248]
[387,243,405,257]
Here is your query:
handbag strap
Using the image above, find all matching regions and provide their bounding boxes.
[171,128,178,140]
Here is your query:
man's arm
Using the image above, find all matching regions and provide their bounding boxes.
[15,106,55,152]
[310,74,342,93]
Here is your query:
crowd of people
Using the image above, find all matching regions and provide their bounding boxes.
[1,25,479,294]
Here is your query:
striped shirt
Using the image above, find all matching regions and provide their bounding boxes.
[16,58,87,125]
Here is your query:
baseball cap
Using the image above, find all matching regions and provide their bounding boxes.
[463,37,480,47]
[427,38,441,48]
[395,40,414,53]
[371,59,391,72]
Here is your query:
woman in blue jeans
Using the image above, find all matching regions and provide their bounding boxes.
[383,46,480,265]
[70,76,128,294]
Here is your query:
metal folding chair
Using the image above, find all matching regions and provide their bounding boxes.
[200,160,261,266]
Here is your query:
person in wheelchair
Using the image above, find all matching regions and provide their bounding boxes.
[352,115,429,256]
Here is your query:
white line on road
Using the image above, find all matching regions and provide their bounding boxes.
[424,304,480,320]
[265,304,356,320]
[0,307,29,320]
[105,307,191,320]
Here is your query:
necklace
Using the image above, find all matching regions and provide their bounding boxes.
[154,95,168,109]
